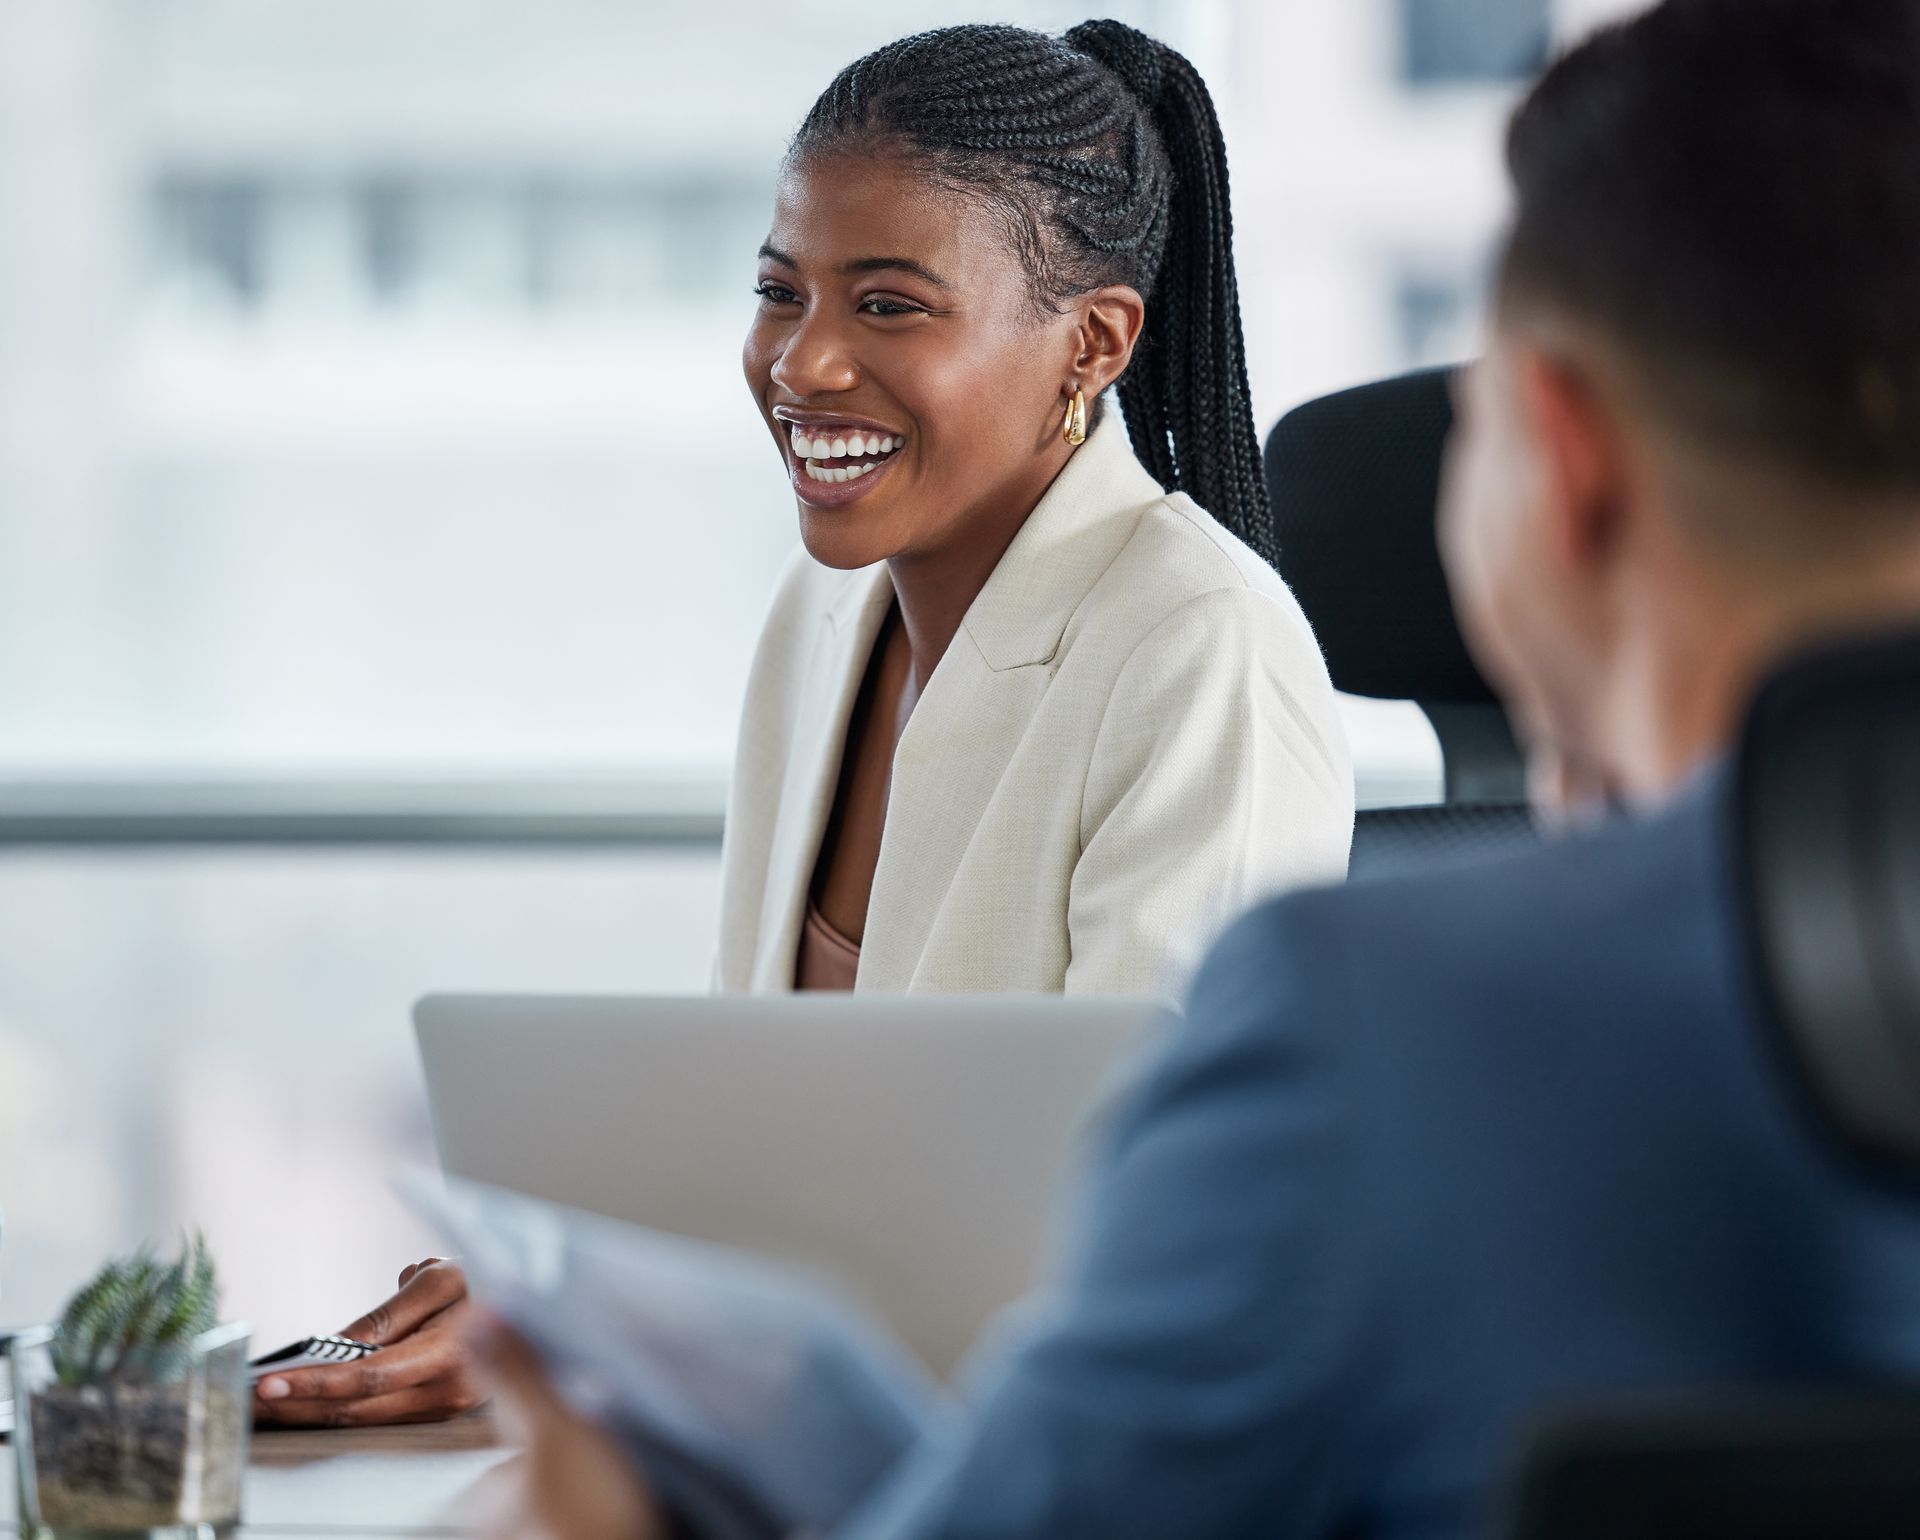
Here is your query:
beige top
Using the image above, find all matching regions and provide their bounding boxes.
[792,602,918,992]
[794,901,862,992]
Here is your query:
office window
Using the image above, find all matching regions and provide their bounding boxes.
[0,0,1204,1334]
[4,0,1655,1339]
[153,177,269,310]
[1394,264,1485,369]
[152,172,771,321]
[7,0,1602,788]
[1398,0,1553,86]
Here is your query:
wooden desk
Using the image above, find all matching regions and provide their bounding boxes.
[3,1413,516,1538]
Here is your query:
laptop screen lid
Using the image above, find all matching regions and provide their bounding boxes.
[413,993,1160,1376]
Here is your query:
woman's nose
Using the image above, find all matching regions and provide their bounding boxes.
[769,312,859,398]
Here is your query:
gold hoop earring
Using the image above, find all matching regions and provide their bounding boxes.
[1062,388,1088,446]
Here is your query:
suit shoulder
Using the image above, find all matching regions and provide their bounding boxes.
[1076,493,1322,660]
[1111,492,1294,603]
[1202,781,1736,1043]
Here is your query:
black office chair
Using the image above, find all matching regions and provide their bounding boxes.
[1500,627,1920,1539]
[1264,367,1537,879]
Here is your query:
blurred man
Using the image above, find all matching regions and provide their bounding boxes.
[483,2,1920,1536]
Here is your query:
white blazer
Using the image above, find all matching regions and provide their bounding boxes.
[716,414,1354,998]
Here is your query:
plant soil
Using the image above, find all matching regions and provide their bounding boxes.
[29,1379,244,1529]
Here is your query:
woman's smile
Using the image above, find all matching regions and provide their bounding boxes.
[773,409,911,509]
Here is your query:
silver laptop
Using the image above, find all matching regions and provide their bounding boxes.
[413,994,1160,1375]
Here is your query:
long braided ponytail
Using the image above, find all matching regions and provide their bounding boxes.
[791,20,1276,566]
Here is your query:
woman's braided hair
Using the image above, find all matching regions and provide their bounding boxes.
[792,19,1276,565]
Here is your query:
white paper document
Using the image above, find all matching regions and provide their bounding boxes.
[398,1171,955,1540]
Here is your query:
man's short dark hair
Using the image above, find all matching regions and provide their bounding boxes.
[1499,0,1920,496]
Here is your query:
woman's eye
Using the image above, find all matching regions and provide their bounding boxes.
[753,281,799,305]
[861,296,926,317]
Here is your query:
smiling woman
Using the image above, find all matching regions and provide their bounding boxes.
[255,19,1356,1430]
[724,20,1356,996]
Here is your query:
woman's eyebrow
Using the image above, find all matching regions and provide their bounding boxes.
[842,255,952,289]
[756,244,952,291]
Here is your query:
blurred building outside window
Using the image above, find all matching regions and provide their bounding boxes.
[1398,0,1554,86]
[0,0,1641,1344]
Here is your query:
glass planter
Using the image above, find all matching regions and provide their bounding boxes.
[9,1321,250,1539]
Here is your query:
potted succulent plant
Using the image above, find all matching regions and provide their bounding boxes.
[8,1235,249,1537]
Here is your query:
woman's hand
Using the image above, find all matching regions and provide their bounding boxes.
[253,1258,489,1427]
[473,1315,670,1540]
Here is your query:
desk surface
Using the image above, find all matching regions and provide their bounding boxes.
[4,1413,515,1538]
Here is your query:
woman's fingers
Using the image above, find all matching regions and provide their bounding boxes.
[258,1322,458,1402]
[254,1372,486,1429]
[254,1292,481,1424]
[339,1258,469,1347]
[397,1255,447,1289]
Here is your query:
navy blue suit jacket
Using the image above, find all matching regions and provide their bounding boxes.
[839,772,1920,1540]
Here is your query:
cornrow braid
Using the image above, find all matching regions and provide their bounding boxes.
[791,19,1277,567]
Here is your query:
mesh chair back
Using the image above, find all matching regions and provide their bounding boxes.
[1264,368,1536,873]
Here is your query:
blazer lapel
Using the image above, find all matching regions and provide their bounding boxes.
[750,562,894,991]
[858,415,1164,990]
[858,647,1052,991]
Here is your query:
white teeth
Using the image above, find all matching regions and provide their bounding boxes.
[790,427,908,465]
[802,460,880,484]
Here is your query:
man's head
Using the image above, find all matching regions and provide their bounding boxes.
[1442,0,1920,810]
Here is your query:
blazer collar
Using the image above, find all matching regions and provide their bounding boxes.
[826,557,893,635]
[819,411,1163,664]
[963,412,1165,671]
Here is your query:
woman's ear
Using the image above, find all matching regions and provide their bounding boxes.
[1071,285,1147,395]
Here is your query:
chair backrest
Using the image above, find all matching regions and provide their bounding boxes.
[1505,1393,1920,1540]
[1264,367,1536,877]
[1736,628,1920,1167]
[1502,628,1920,1538]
